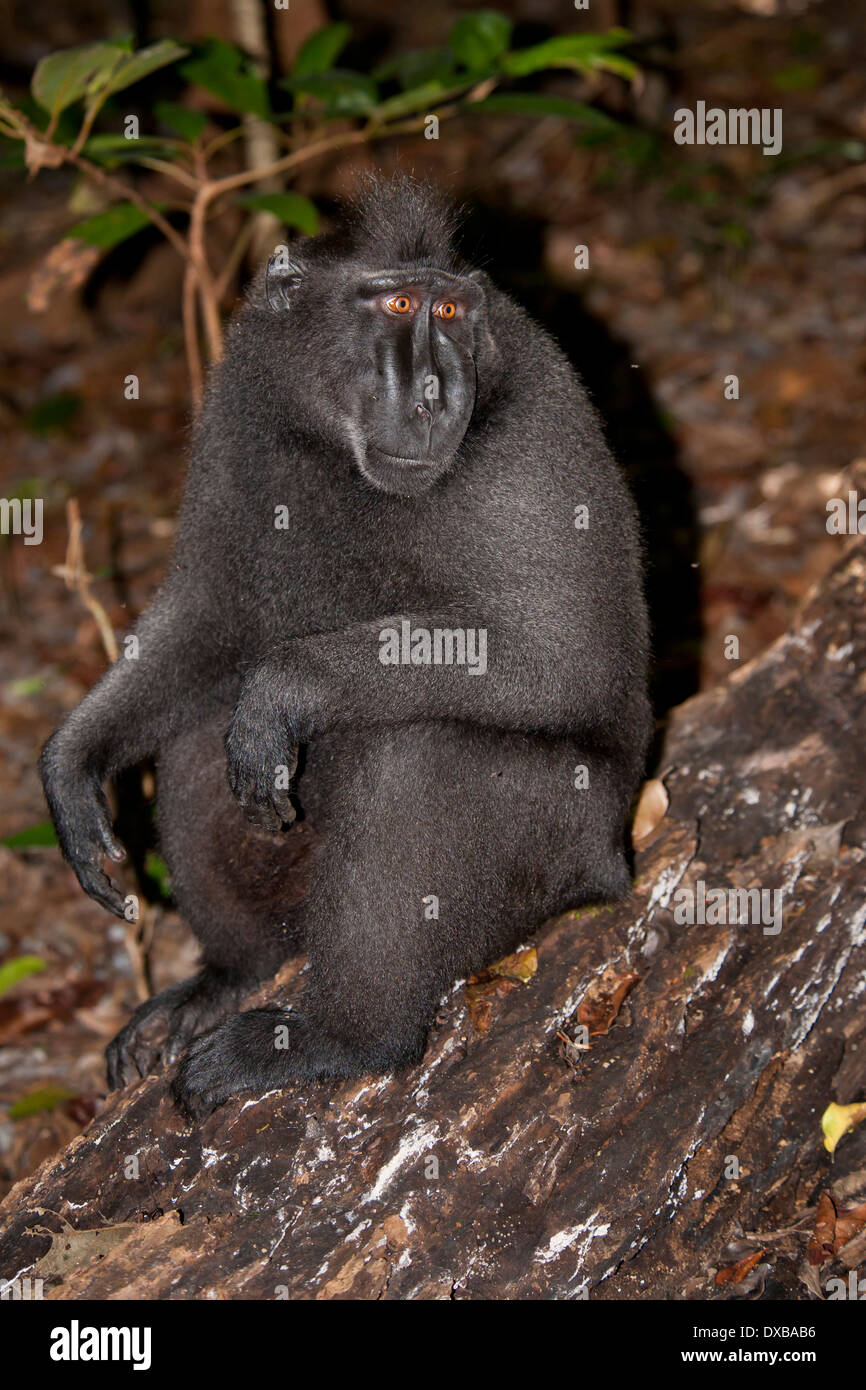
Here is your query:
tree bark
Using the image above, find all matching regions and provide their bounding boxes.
[1,518,864,1301]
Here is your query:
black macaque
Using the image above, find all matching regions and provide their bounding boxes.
[39,174,651,1118]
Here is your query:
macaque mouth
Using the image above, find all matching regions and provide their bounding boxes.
[369,448,436,467]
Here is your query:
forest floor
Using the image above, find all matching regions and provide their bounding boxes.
[0,0,864,1238]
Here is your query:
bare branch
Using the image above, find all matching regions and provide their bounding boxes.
[50,499,119,664]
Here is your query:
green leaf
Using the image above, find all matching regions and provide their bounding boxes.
[3,476,45,501]
[373,48,457,91]
[719,220,752,249]
[9,1085,75,1120]
[7,674,47,697]
[0,955,46,998]
[449,11,512,71]
[155,101,207,142]
[283,70,378,116]
[82,133,180,166]
[592,53,639,81]
[469,92,619,128]
[772,62,822,92]
[292,22,352,77]
[237,192,319,235]
[502,30,635,79]
[25,393,81,434]
[1,821,59,848]
[373,80,451,122]
[31,40,130,117]
[100,39,188,98]
[65,201,158,250]
[181,39,270,119]
[144,850,173,901]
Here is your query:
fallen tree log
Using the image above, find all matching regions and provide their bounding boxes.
[1,528,865,1301]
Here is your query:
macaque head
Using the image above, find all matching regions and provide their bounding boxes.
[260,175,495,497]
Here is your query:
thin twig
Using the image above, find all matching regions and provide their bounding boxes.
[50,498,119,663]
[202,123,251,163]
[183,260,204,407]
[189,145,223,365]
[136,156,200,190]
[69,94,109,157]
[126,904,157,1002]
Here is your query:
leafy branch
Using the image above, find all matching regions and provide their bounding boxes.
[0,13,637,406]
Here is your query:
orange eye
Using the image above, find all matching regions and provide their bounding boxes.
[386,295,412,314]
[435,301,457,320]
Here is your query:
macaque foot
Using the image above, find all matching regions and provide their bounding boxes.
[105,968,251,1090]
[172,1007,300,1119]
[172,1004,423,1121]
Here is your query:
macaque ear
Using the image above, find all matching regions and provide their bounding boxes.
[465,269,496,359]
[266,248,305,311]
[466,268,493,297]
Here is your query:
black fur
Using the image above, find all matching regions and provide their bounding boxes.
[39,174,651,1118]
